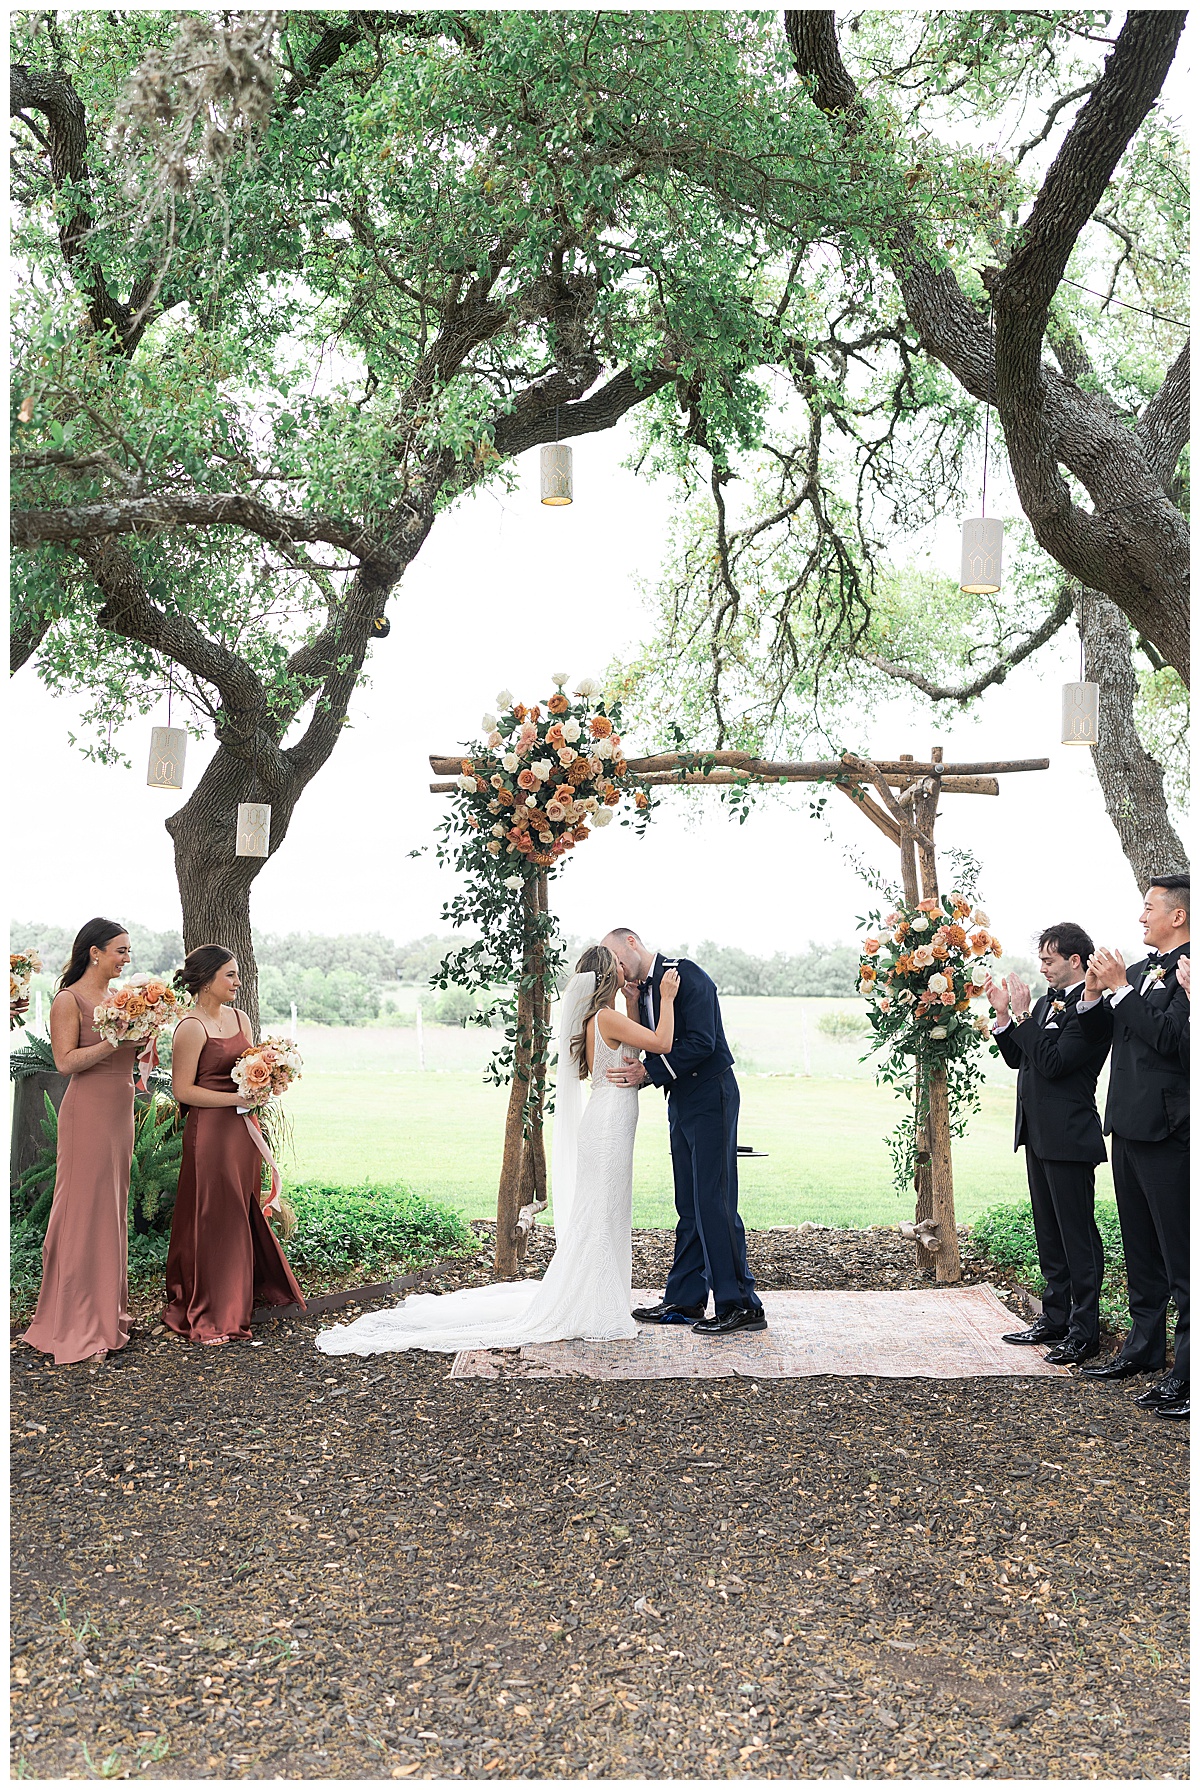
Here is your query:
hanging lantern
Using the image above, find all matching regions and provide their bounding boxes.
[235,802,271,858]
[146,725,187,791]
[540,443,573,506]
[960,517,1004,593]
[1062,681,1100,746]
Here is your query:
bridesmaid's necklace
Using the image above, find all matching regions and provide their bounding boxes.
[196,994,236,1038]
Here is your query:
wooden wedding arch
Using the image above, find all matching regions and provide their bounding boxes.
[430,745,1049,1281]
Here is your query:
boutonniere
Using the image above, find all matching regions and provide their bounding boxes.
[1143,965,1166,987]
[1050,1000,1067,1014]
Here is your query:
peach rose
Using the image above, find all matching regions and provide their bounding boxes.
[940,990,956,1006]
[912,944,936,969]
[546,801,566,822]
[548,693,569,715]
[517,768,539,791]
[969,930,990,955]
[918,898,941,914]
[545,724,565,747]
[557,746,578,766]
[862,937,880,955]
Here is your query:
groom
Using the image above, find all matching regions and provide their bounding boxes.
[601,929,766,1336]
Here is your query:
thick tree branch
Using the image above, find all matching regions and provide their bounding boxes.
[1137,338,1190,485]
[491,363,673,458]
[865,587,1075,703]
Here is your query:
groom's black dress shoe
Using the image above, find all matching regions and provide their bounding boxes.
[1155,1396,1190,1420]
[1081,1355,1164,1381]
[692,1307,768,1337]
[1135,1374,1188,1410]
[1043,1337,1100,1367]
[1001,1320,1068,1346]
[631,1301,707,1325]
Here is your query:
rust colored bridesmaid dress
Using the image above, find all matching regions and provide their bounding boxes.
[22,988,137,1364]
[163,1030,304,1341]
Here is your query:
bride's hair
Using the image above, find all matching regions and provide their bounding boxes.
[570,945,622,1077]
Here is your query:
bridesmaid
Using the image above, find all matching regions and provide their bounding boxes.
[163,945,304,1344]
[22,918,138,1366]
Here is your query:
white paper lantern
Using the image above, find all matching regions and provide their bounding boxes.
[1061,682,1100,746]
[960,517,1004,593]
[146,725,186,791]
[235,802,271,857]
[540,443,573,506]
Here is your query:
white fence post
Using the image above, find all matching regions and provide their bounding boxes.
[416,999,425,1072]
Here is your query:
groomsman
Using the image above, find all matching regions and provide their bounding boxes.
[986,923,1110,1365]
[1077,875,1190,1419]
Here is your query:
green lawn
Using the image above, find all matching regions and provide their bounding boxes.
[284,1064,1115,1230]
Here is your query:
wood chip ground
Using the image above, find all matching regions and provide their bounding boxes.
[10,1225,1188,1779]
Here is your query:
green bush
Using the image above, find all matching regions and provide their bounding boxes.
[431,985,481,1028]
[285,1181,475,1279]
[818,1010,871,1041]
[970,1197,1131,1334]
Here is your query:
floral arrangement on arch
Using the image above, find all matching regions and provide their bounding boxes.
[453,673,638,878]
[857,890,1003,1188]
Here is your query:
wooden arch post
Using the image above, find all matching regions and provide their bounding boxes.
[430,745,1048,1283]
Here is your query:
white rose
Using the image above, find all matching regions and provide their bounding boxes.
[525,794,537,807]
[591,807,614,828]
[482,713,497,732]
[504,874,524,890]
[502,753,519,773]
[858,979,874,995]
[562,719,581,743]
[491,823,505,837]
[456,774,476,792]
[929,1025,948,1040]
[582,797,598,812]
[970,963,988,986]
[927,973,949,994]
[487,840,501,855]
[910,917,929,933]
[551,671,570,688]
[972,908,990,926]
[593,736,614,760]
[496,690,514,710]
[533,758,553,780]
[574,676,601,698]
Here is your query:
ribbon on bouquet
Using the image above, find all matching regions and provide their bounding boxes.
[136,1034,158,1092]
[240,1109,283,1214]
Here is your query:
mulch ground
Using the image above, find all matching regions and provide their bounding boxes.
[10,1225,1188,1780]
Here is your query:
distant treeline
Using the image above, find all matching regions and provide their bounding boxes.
[20,921,1034,1025]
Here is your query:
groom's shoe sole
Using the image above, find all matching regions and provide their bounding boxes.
[692,1308,768,1337]
[632,1303,707,1325]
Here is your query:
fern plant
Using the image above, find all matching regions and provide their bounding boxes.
[11,1088,185,1240]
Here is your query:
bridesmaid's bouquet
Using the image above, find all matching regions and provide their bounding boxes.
[232,1034,303,1108]
[10,950,41,1028]
[94,973,190,1045]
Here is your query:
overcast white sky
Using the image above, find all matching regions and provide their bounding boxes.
[10,421,1167,968]
[11,13,1190,970]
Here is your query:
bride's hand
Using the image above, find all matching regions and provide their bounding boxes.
[659,968,680,1002]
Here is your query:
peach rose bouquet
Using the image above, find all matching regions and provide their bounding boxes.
[231,1034,303,1108]
[10,950,41,1029]
[94,972,190,1045]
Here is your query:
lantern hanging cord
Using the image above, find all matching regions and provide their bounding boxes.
[981,295,994,520]
[1060,277,1187,329]
[555,403,560,445]
[167,663,173,728]
[1079,586,1086,683]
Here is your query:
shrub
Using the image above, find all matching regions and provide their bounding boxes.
[818,1009,871,1041]
[970,1198,1131,1334]
[285,1181,475,1279]
[431,985,481,1028]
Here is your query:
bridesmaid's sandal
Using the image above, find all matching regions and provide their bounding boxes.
[201,1334,232,1346]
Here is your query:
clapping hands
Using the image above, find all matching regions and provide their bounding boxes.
[984,972,1029,1021]
[1087,947,1128,994]
[1178,954,1191,1002]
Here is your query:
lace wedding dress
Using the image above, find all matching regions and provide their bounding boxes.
[315,978,639,1357]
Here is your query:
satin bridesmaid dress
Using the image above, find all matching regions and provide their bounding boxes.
[22,988,138,1364]
[163,1029,304,1341]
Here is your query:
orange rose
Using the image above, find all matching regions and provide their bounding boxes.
[862,937,881,955]
[895,954,912,975]
[893,921,909,942]
[545,724,565,747]
[568,759,592,786]
[945,924,967,948]
[496,787,515,806]
[859,964,876,981]
[512,704,527,722]
[932,944,949,961]
[918,898,941,913]
[956,998,971,1011]
[634,791,649,809]
[529,706,541,723]
[517,768,539,791]
[612,755,627,777]
[574,825,589,841]
[548,693,569,715]
[460,758,475,775]
[990,938,1002,958]
[590,715,613,738]
[604,787,621,806]
[969,930,990,955]
[553,783,575,804]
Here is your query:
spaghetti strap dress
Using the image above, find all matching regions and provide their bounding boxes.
[21,988,137,1364]
[163,1029,304,1341]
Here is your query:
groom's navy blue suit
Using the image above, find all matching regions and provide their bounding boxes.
[639,955,761,1318]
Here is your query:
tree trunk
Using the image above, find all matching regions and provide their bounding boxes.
[1079,591,1188,888]
[166,742,307,1037]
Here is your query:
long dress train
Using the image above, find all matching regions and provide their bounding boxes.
[163,1030,305,1341]
[22,988,137,1364]
[316,1024,639,1356]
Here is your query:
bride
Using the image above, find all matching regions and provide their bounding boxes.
[314,946,679,1356]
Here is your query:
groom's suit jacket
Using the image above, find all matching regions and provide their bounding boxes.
[1075,943,1190,1143]
[638,954,734,1094]
[992,984,1108,1163]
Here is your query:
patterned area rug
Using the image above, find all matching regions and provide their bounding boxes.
[449,1284,1070,1382]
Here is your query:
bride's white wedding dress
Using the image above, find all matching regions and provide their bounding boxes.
[314,982,639,1357]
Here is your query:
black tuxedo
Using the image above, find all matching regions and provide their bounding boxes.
[1076,944,1190,1377]
[637,955,757,1317]
[993,985,1109,1343]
